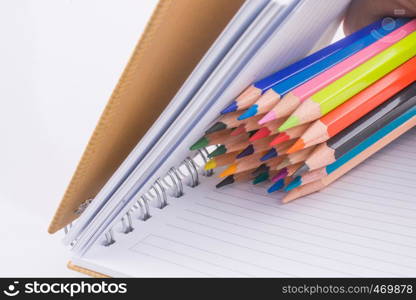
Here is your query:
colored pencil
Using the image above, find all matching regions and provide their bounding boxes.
[261,19,416,123]
[236,135,279,159]
[289,56,416,151]
[252,170,279,185]
[190,129,235,150]
[238,18,410,120]
[249,120,308,143]
[288,105,416,190]
[271,162,303,183]
[268,123,310,146]
[283,111,416,203]
[252,156,285,177]
[274,146,316,170]
[208,130,258,157]
[268,177,291,193]
[278,30,416,132]
[230,114,267,136]
[245,118,286,141]
[204,151,239,170]
[219,151,268,177]
[206,112,265,134]
[293,86,416,177]
[260,140,294,161]
[216,170,254,188]
[220,18,391,114]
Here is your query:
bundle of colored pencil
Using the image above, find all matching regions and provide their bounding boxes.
[189,18,416,203]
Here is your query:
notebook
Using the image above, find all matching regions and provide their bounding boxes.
[49,0,416,277]
[72,129,416,277]
[70,0,349,256]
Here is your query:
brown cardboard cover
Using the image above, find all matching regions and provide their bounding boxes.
[49,0,244,233]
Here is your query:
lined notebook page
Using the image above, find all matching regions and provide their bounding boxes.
[75,128,416,277]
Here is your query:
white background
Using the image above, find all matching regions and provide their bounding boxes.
[0,0,344,277]
[0,0,159,277]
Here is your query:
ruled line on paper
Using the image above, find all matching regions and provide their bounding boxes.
[182,208,416,261]
[216,188,416,225]
[139,237,252,276]
[171,217,401,276]
[201,196,416,248]
[166,223,357,276]
[140,234,287,276]
[176,211,416,272]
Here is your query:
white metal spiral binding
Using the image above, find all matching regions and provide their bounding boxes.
[166,167,184,197]
[134,196,151,221]
[183,157,200,187]
[101,147,210,246]
[103,228,115,246]
[153,178,168,208]
[121,211,134,234]
[198,147,214,177]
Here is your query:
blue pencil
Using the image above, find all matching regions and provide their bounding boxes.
[237,17,410,119]
[221,18,391,115]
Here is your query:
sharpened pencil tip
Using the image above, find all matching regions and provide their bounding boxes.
[259,110,277,125]
[219,164,237,178]
[275,158,290,170]
[206,122,227,134]
[286,138,305,154]
[278,116,300,132]
[252,163,267,176]
[216,175,235,188]
[237,145,254,159]
[238,105,258,120]
[282,191,299,203]
[260,148,277,161]
[270,132,289,146]
[221,101,238,114]
[190,136,209,151]
[253,172,269,184]
[208,145,226,158]
[271,168,288,183]
[284,176,301,191]
[204,159,217,170]
[249,127,271,142]
[231,125,245,136]
[267,179,284,193]
[291,164,310,178]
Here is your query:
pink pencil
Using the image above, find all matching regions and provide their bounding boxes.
[260,19,416,124]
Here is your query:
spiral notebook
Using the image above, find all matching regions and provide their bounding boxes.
[71,129,416,277]
[49,0,415,277]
